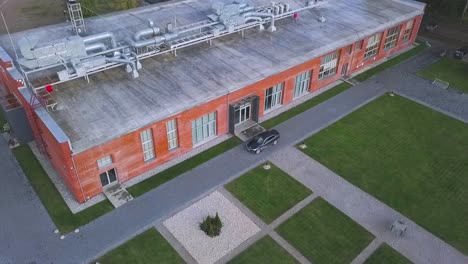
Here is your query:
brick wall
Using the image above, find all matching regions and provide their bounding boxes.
[0,15,423,203]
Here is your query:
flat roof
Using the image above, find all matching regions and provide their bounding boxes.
[0,0,424,153]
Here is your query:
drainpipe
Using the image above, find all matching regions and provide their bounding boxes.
[70,153,86,202]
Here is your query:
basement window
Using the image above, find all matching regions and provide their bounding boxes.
[364,33,381,60]
[384,26,401,50]
[97,156,113,169]
[402,20,414,42]
[318,51,339,80]
[140,129,156,162]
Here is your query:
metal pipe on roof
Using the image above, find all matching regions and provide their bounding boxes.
[127,32,178,49]
[85,42,107,53]
[243,12,276,32]
[83,32,117,49]
[133,27,161,41]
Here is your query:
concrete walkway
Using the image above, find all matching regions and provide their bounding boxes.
[1,45,468,263]
[270,147,468,264]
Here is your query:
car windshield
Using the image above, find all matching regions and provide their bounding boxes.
[255,136,264,144]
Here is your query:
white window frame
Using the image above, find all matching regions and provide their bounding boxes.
[264,83,283,111]
[192,112,217,145]
[166,119,178,150]
[364,33,382,60]
[97,156,112,169]
[402,20,414,42]
[384,26,400,50]
[294,71,311,98]
[140,129,155,162]
[318,52,339,80]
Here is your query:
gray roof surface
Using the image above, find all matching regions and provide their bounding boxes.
[0,0,424,153]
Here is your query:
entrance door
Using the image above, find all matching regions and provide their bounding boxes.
[234,102,251,126]
[100,168,118,187]
[341,63,349,77]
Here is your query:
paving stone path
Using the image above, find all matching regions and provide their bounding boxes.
[269,147,468,264]
[1,45,468,263]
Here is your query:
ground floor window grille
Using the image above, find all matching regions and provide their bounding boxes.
[402,20,414,42]
[384,26,400,50]
[166,119,178,150]
[264,83,283,111]
[318,52,339,80]
[192,112,217,145]
[294,71,311,98]
[140,129,155,161]
[364,33,382,60]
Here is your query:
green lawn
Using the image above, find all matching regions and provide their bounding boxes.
[12,145,113,234]
[276,198,374,264]
[300,94,468,254]
[128,137,241,197]
[80,0,139,17]
[262,83,352,129]
[97,228,184,264]
[229,235,298,264]
[13,137,241,233]
[364,244,413,264]
[225,163,312,223]
[0,109,6,129]
[354,42,426,82]
[417,58,468,93]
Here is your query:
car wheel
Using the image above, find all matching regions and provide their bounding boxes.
[255,149,261,154]
[273,140,278,145]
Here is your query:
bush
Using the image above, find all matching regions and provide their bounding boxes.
[200,212,223,238]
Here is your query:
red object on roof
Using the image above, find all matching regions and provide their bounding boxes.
[45,85,53,93]
[293,13,299,19]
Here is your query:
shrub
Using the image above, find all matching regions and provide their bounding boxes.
[200,212,223,238]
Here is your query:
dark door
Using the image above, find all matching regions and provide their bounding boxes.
[100,168,118,187]
[341,63,349,77]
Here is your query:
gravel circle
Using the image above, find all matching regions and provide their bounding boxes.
[163,191,260,264]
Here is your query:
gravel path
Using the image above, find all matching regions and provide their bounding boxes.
[163,191,260,264]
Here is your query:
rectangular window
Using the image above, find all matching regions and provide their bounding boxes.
[97,156,112,169]
[346,45,352,55]
[384,26,400,50]
[364,33,381,60]
[264,83,283,111]
[140,129,155,161]
[356,40,364,50]
[192,112,217,145]
[318,51,339,80]
[294,71,311,98]
[402,20,414,42]
[166,119,178,150]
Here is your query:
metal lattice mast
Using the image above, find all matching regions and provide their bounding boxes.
[67,0,86,34]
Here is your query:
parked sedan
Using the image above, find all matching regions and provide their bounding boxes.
[246,129,280,154]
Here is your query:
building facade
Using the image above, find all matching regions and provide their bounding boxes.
[0,0,424,203]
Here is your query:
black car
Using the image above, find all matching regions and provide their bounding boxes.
[246,129,280,154]
[454,46,468,60]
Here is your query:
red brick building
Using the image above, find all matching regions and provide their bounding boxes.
[0,0,424,203]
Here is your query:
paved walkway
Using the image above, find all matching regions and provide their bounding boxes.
[270,147,468,264]
[215,187,317,264]
[1,45,468,263]
[0,138,60,264]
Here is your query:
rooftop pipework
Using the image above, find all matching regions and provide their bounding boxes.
[15,0,328,102]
